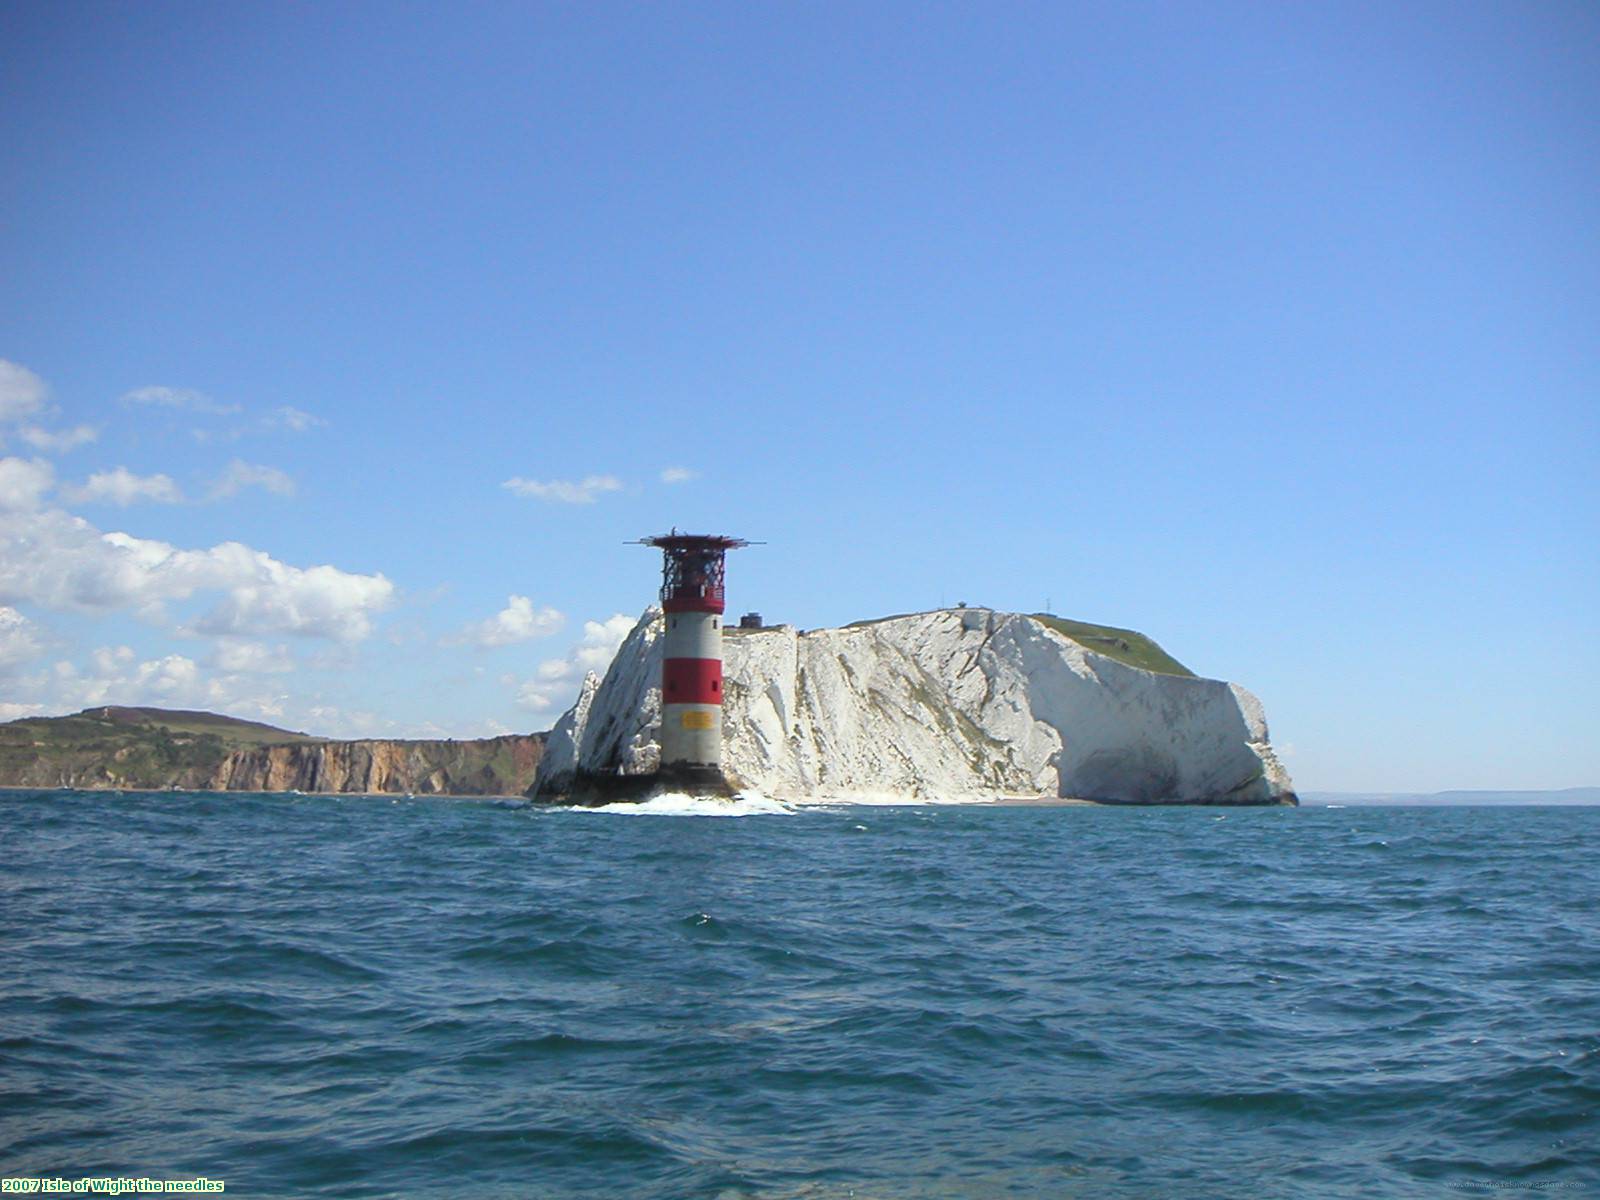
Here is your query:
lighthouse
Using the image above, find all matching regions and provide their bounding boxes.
[640,531,749,789]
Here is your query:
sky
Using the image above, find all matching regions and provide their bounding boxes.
[1,1,1595,792]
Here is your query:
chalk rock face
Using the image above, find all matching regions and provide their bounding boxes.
[533,608,1296,806]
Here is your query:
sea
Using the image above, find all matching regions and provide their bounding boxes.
[2,790,1595,1199]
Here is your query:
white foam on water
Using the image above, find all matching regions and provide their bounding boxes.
[785,791,994,808]
[579,789,795,817]
[553,787,1043,815]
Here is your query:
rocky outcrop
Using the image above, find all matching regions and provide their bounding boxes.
[534,608,1296,806]
[207,735,543,796]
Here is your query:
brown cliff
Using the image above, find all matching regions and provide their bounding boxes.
[0,707,544,796]
[208,736,544,796]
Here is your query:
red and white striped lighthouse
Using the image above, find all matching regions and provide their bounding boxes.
[640,532,749,785]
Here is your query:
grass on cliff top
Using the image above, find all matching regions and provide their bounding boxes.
[0,706,548,794]
[846,609,1193,677]
[0,707,324,752]
[97,706,324,744]
[1028,615,1193,677]
[0,708,323,788]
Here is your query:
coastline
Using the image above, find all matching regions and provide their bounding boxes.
[0,784,534,802]
[1,784,1241,808]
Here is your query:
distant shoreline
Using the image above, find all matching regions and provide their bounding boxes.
[0,785,532,802]
[1303,788,1600,807]
[6,785,1595,807]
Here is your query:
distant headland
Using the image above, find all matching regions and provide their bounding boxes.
[2,608,1306,807]
[0,706,544,797]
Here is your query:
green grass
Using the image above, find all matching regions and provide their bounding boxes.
[1028,615,1193,677]
[82,706,323,745]
[0,707,325,789]
[0,711,238,788]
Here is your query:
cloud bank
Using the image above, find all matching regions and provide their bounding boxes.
[121,385,242,416]
[452,595,564,648]
[0,458,394,642]
[62,467,184,507]
[207,460,296,500]
[0,360,48,423]
[502,475,623,504]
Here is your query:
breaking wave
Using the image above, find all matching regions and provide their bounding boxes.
[579,789,795,817]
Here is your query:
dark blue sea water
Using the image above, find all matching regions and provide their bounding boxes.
[2,791,1596,1198]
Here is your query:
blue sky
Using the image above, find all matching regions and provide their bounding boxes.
[1,1,1595,791]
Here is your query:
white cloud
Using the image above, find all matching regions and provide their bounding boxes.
[44,645,290,716]
[502,475,623,504]
[0,606,47,672]
[265,406,326,433]
[191,406,328,445]
[47,648,200,709]
[91,644,135,674]
[208,639,295,674]
[189,428,239,445]
[0,360,47,423]
[181,554,396,641]
[296,704,480,740]
[122,385,242,416]
[18,425,98,453]
[0,457,54,510]
[514,680,556,712]
[207,460,295,500]
[513,612,635,713]
[0,505,396,641]
[0,701,46,721]
[17,639,459,733]
[660,466,698,484]
[572,613,637,671]
[0,365,95,456]
[135,653,202,696]
[451,595,564,648]
[62,467,184,507]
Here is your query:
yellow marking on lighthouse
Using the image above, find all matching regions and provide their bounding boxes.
[681,710,714,729]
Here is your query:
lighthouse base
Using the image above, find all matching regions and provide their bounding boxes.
[533,765,736,807]
[655,763,737,795]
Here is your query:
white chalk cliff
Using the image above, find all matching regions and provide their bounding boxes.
[533,608,1296,805]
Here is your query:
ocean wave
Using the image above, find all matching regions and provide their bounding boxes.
[571,790,795,817]
[6,789,1597,1199]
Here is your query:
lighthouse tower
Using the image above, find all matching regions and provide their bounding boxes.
[640,531,749,788]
